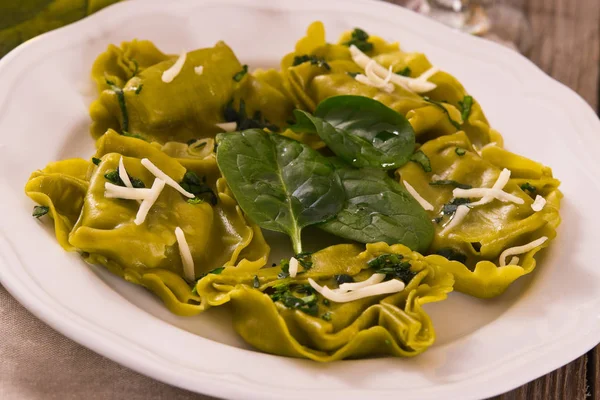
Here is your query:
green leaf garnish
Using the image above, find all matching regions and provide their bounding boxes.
[105,78,129,132]
[342,28,373,52]
[104,170,145,188]
[295,252,313,270]
[410,151,432,172]
[269,283,319,316]
[224,99,279,132]
[278,259,290,279]
[216,129,345,253]
[233,64,248,82]
[455,147,466,156]
[92,157,101,166]
[441,198,471,216]
[291,95,416,170]
[458,95,473,122]
[134,84,143,95]
[292,55,331,70]
[32,205,49,218]
[429,180,472,189]
[396,66,411,77]
[180,171,217,205]
[347,71,360,78]
[334,274,354,285]
[367,254,416,284]
[321,312,332,321]
[521,182,537,193]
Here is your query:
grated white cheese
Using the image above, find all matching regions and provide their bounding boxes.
[104,183,151,200]
[531,195,546,212]
[508,256,520,265]
[453,168,524,206]
[338,273,386,293]
[118,157,134,188]
[162,51,187,83]
[140,158,195,198]
[416,66,440,82]
[194,65,204,75]
[288,257,299,278]
[134,178,165,225]
[348,45,436,93]
[175,227,195,281]
[499,236,548,267]
[403,181,434,211]
[439,204,470,235]
[215,122,237,132]
[355,60,394,93]
[308,278,405,303]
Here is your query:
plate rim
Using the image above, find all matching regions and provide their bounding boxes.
[1,0,599,399]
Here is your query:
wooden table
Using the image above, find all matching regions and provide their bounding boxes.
[388,0,600,398]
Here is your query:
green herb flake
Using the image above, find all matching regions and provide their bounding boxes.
[367,253,416,284]
[321,312,332,321]
[322,298,330,306]
[295,251,313,270]
[410,151,432,172]
[396,66,411,77]
[347,72,359,78]
[343,28,374,52]
[423,96,461,130]
[223,99,279,132]
[104,170,145,188]
[253,275,260,288]
[233,65,248,82]
[134,84,143,95]
[180,171,217,205]
[32,205,49,218]
[278,259,290,279]
[334,274,354,285]
[292,55,331,70]
[455,147,466,156]
[92,157,101,166]
[521,182,537,193]
[429,180,472,190]
[131,59,139,78]
[442,197,471,216]
[105,78,129,133]
[458,95,473,122]
[269,283,318,316]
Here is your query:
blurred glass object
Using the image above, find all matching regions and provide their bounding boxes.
[400,0,532,53]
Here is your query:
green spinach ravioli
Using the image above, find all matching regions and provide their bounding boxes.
[25,21,561,360]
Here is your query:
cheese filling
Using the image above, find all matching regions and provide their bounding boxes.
[498,236,548,267]
[140,158,195,198]
[403,180,434,211]
[175,227,195,281]
[162,51,187,83]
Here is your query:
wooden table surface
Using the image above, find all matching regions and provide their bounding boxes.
[391,0,600,398]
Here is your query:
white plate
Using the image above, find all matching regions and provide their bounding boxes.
[1,0,599,399]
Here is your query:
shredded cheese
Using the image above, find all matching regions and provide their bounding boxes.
[104,183,152,200]
[498,236,548,267]
[508,256,520,265]
[355,60,394,93]
[162,51,187,83]
[194,65,204,75]
[403,181,434,211]
[416,66,440,82]
[118,157,134,188]
[531,195,546,212]
[140,158,195,198]
[308,278,405,303]
[439,204,470,235]
[348,45,436,93]
[338,273,386,293]
[288,257,299,278]
[134,178,165,225]
[215,122,237,132]
[453,168,524,206]
[175,227,195,281]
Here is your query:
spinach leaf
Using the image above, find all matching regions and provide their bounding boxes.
[292,95,416,170]
[216,129,345,253]
[319,166,434,253]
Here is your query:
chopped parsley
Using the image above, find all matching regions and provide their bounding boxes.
[134,84,143,95]
[520,182,537,193]
[334,274,354,285]
[322,298,330,306]
[180,171,217,205]
[253,275,260,288]
[321,312,332,321]
[233,65,248,82]
[458,95,473,122]
[396,66,411,77]
[295,251,313,271]
[423,96,461,130]
[269,283,318,316]
[429,180,472,190]
[92,157,101,166]
[191,267,225,294]
[347,71,360,78]
[343,28,373,53]
[455,147,466,156]
[277,258,290,279]
[105,78,129,133]
[32,205,49,218]
[410,151,432,172]
[435,248,467,264]
[367,254,416,284]
[223,99,279,132]
[104,170,145,188]
[292,55,331,70]
[442,197,471,216]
